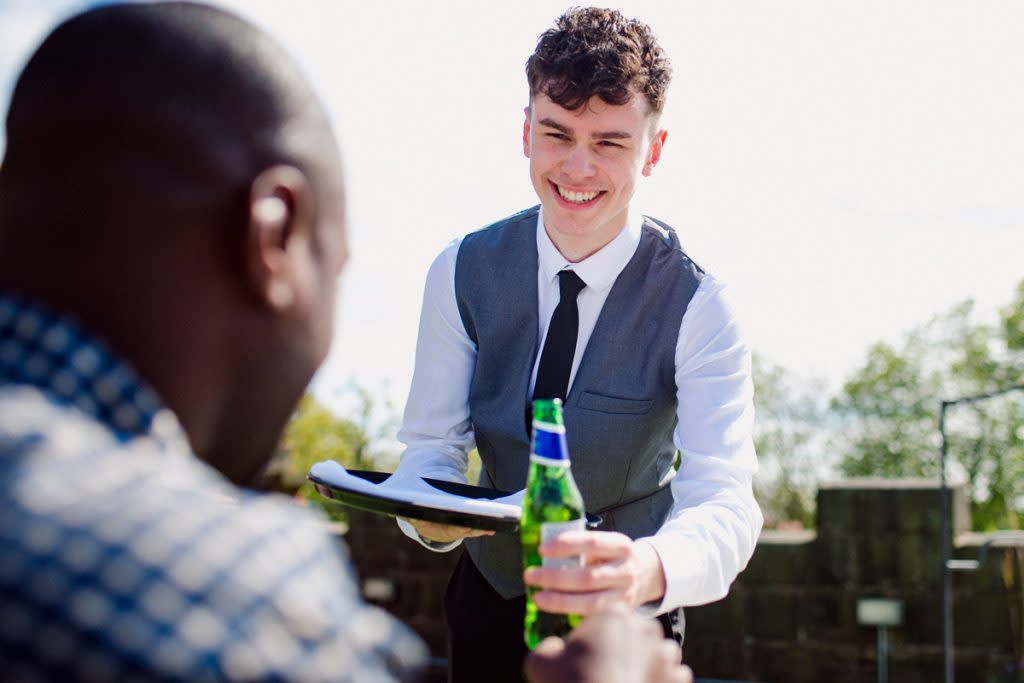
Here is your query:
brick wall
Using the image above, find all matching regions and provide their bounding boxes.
[340,479,1024,682]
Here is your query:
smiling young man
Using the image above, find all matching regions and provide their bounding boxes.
[523,92,664,262]
[393,8,763,682]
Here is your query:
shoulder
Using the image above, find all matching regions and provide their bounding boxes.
[476,205,541,235]
[637,217,708,315]
[460,205,539,249]
[1,449,425,679]
[640,215,707,280]
[196,496,427,679]
[0,385,120,478]
[427,207,539,286]
[684,274,744,329]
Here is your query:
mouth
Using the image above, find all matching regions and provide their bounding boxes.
[550,181,605,208]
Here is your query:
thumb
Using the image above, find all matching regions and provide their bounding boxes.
[534,636,567,658]
[523,637,568,682]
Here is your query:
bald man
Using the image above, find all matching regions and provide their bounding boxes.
[0,3,422,680]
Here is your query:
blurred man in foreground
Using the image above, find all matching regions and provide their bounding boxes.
[0,2,691,682]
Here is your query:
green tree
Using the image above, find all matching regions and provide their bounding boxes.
[272,394,369,503]
[832,279,1024,530]
[752,354,826,529]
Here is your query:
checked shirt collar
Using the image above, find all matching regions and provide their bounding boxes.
[0,292,189,455]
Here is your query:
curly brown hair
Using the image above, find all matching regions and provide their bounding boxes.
[525,7,672,115]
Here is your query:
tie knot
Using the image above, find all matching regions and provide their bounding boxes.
[557,270,586,301]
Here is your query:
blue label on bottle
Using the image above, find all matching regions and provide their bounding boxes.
[532,425,569,462]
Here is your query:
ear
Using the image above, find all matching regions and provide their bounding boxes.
[642,129,668,177]
[245,165,315,312]
[523,106,532,158]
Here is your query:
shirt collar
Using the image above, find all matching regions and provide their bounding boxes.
[0,292,189,452]
[535,205,643,293]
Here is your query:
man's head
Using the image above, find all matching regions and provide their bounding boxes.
[0,2,347,484]
[522,7,672,260]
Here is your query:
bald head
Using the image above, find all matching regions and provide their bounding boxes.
[1,1,338,235]
[0,2,349,485]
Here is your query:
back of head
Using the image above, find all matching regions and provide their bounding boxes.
[0,1,334,247]
[525,7,672,116]
[0,2,346,482]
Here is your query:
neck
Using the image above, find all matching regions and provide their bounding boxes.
[0,241,231,462]
[543,207,630,263]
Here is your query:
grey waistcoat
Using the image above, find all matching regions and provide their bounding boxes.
[456,206,704,598]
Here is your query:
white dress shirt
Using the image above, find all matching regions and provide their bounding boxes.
[394,207,763,612]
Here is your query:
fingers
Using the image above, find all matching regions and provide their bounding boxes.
[646,634,686,683]
[533,636,567,658]
[642,617,665,641]
[523,637,570,683]
[653,638,682,668]
[530,587,626,616]
[663,663,696,683]
[461,528,494,538]
[545,607,690,683]
[524,530,635,593]
[524,562,631,592]
[538,530,632,561]
[522,566,635,616]
[403,518,494,543]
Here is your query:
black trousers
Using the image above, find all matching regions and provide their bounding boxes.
[444,553,684,683]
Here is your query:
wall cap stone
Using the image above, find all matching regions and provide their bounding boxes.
[956,530,1024,548]
[758,529,817,545]
[819,477,964,491]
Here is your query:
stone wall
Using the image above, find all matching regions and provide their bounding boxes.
[340,479,1024,682]
[686,479,1022,682]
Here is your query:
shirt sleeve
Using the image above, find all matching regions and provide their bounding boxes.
[391,238,478,551]
[637,274,764,612]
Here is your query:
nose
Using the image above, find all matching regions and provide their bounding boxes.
[562,145,596,179]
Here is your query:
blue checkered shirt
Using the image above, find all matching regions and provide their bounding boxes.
[0,294,427,682]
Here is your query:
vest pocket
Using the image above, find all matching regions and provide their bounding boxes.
[576,391,653,415]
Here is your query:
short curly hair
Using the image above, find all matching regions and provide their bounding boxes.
[525,7,672,115]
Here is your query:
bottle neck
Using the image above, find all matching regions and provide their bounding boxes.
[530,453,570,468]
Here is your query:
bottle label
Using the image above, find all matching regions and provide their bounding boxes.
[531,425,570,463]
[540,519,585,569]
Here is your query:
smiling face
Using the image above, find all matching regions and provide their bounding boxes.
[523,92,667,261]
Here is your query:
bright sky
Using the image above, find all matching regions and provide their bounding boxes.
[2,1,1022,418]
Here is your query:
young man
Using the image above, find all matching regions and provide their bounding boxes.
[395,7,763,682]
[0,4,690,682]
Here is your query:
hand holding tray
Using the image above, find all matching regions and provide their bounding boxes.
[308,461,523,532]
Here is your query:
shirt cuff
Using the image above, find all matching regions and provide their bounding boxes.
[396,517,463,553]
[634,535,709,615]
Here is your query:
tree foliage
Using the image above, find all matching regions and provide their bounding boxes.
[260,393,372,513]
[832,279,1024,530]
[752,355,827,529]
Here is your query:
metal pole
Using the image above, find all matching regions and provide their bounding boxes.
[940,400,953,683]
[937,384,1024,683]
[878,625,889,683]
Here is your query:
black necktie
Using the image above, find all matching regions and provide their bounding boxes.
[533,270,587,402]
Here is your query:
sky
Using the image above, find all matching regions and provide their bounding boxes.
[1,1,1022,420]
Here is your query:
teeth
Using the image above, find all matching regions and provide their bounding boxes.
[556,185,600,203]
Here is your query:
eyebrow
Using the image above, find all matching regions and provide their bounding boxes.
[538,117,632,140]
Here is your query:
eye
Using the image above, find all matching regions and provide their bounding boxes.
[545,132,570,141]
[598,140,623,149]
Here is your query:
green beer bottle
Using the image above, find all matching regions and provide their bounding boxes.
[522,398,585,649]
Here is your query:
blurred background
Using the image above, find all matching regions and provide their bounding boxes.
[3,0,1021,525]
[2,2,1022,680]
